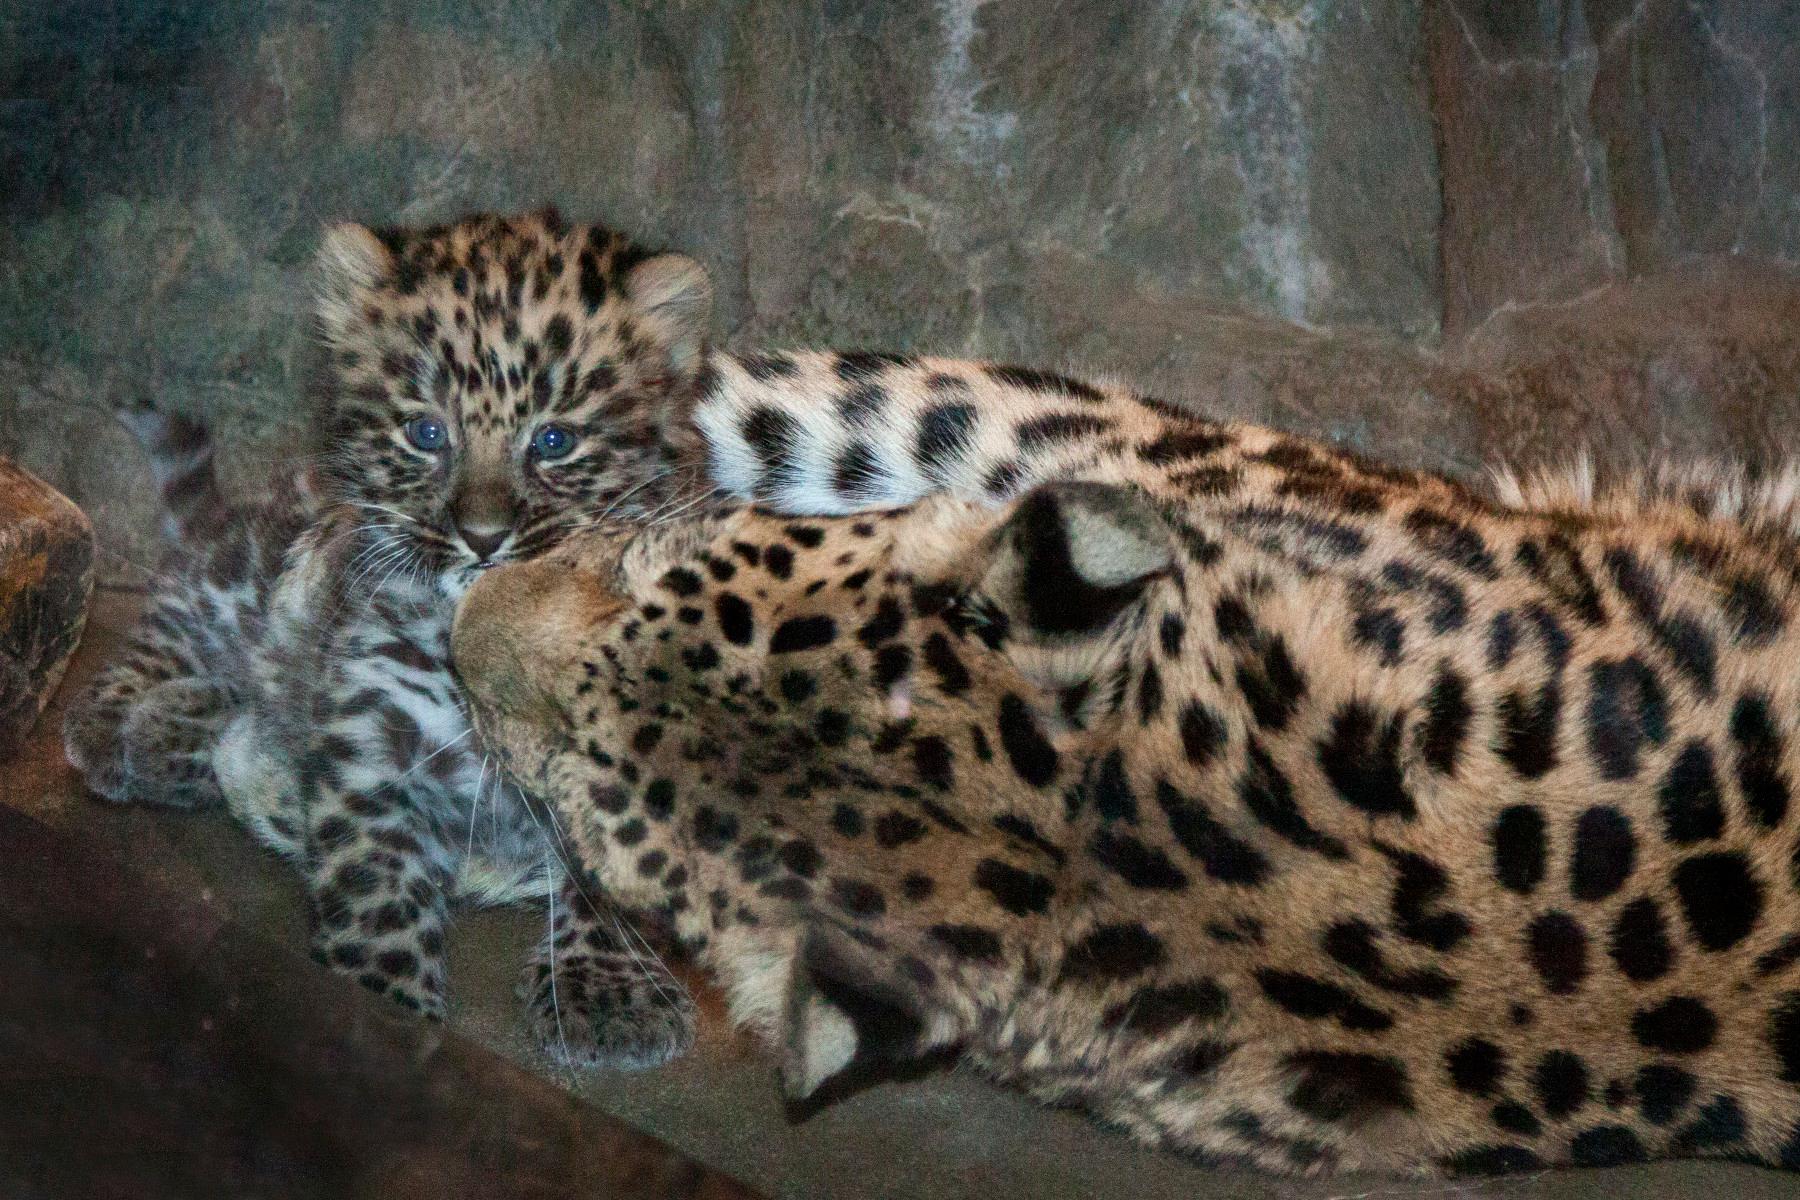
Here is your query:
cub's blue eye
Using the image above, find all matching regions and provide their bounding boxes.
[532,424,576,461]
[404,416,448,451]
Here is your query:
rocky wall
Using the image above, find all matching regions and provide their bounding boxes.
[2,0,1797,584]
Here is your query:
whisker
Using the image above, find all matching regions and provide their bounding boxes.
[542,855,572,1065]
[516,785,684,1013]
[392,726,474,782]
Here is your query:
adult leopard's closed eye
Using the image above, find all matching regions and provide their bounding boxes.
[454,411,1800,1175]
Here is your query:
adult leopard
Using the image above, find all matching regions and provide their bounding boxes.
[453,350,1800,1174]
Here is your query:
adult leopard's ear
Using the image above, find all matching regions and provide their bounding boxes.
[981,481,1174,637]
[966,481,1176,711]
[313,222,394,341]
[625,251,713,375]
[780,924,950,1117]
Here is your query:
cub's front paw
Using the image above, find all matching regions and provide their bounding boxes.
[517,951,696,1070]
[311,938,449,1021]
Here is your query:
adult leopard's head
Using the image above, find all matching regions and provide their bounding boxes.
[309,207,714,598]
[450,481,1182,907]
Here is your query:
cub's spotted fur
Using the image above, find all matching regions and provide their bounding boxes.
[457,351,1800,1174]
[64,210,712,1064]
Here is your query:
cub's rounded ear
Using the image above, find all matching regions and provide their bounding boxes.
[626,253,714,373]
[981,481,1175,641]
[313,222,394,338]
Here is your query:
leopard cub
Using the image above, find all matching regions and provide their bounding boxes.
[65,209,715,1067]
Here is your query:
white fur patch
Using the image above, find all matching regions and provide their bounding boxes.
[787,996,861,1099]
[214,711,299,857]
[1492,451,1800,537]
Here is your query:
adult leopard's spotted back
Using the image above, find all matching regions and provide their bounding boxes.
[458,348,1800,1175]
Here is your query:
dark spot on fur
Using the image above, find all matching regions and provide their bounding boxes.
[1585,656,1669,780]
[1178,701,1226,767]
[1492,804,1547,894]
[1138,428,1229,465]
[974,859,1055,916]
[1321,920,1457,1000]
[1316,701,1415,819]
[998,694,1059,787]
[1285,1052,1414,1123]
[873,810,928,848]
[1057,923,1166,984]
[1089,829,1190,890]
[1089,750,1138,823]
[915,403,978,473]
[833,441,886,499]
[1771,993,1800,1083]
[1491,1104,1543,1138]
[1570,805,1636,901]
[1382,847,1470,951]
[1658,740,1726,843]
[829,876,886,917]
[1730,692,1790,828]
[1634,1063,1695,1125]
[1670,1095,1746,1152]
[1016,412,1114,450]
[1237,743,1349,858]
[1609,897,1674,982]
[1496,682,1562,779]
[1156,779,1271,885]
[1404,508,1499,578]
[692,806,740,852]
[1569,1126,1646,1167]
[1255,969,1392,1031]
[1104,979,1228,1035]
[1419,667,1473,775]
[911,737,954,791]
[984,363,1105,402]
[1526,911,1588,995]
[1533,1050,1589,1118]
[1672,851,1763,951]
[770,615,837,654]
[1632,996,1717,1053]
[715,594,754,645]
[1234,634,1308,732]
[1446,1039,1506,1097]
[930,924,1003,962]
[741,406,801,494]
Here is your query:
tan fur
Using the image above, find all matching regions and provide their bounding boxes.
[456,354,1800,1176]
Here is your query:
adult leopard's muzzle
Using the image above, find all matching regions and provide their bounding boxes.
[451,548,626,749]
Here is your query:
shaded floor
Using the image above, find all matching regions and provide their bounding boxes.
[5,592,1798,1199]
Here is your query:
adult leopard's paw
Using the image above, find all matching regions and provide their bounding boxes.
[517,950,697,1071]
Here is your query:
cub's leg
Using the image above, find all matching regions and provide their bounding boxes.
[519,867,696,1069]
[302,772,455,1017]
[297,657,696,1054]
[63,597,237,809]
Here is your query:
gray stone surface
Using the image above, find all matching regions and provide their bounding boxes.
[3,0,1448,583]
[9,1,1800,587]
[1429,0,1800,334]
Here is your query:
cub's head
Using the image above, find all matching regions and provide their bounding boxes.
[451,481,1183,890]
[310,207,713,596]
